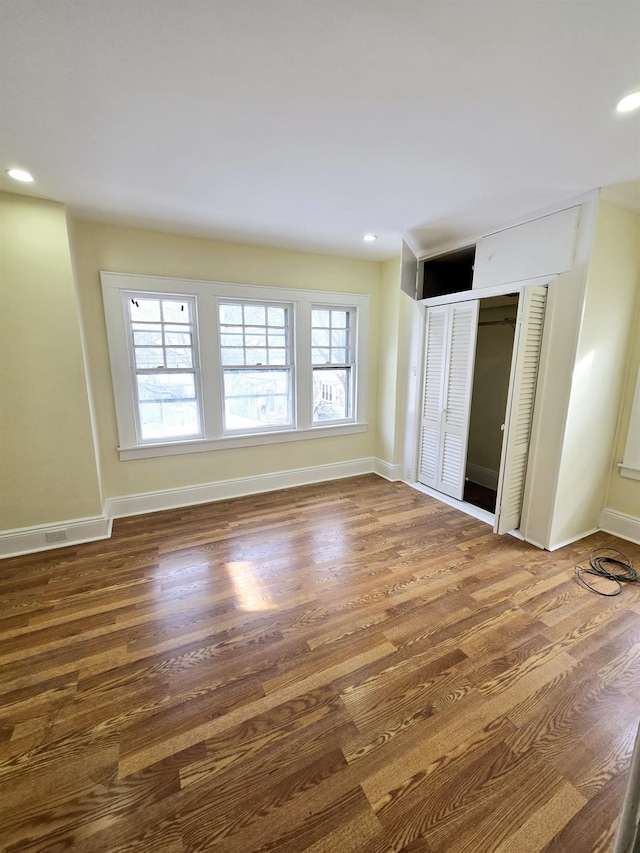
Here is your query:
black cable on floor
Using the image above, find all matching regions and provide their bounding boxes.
[574,547,637,596]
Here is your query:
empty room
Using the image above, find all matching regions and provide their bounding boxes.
[2,1,640,851]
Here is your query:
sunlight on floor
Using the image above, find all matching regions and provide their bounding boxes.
[225,560,276,611]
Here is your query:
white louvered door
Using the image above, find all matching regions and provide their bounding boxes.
[437,302,479,498]
[418,306,447,488]
[418,302,478,500]
[494,286,548,535]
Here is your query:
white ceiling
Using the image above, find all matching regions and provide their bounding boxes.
[1,0,639,260]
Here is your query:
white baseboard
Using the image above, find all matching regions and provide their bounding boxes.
[600,508,640,546]
[547,527,600,551]
[0,515,112,559]
[0,458,403,558]
[373,459,403,482]
[107,457,378,519]
[466,463,498,491]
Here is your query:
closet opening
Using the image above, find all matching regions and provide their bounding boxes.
[417,284,546,536]
[463,294,519,514]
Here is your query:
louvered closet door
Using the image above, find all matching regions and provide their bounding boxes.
[418,301,478,499]
[437,301,479,499]
[418,306,448,488]
[494,286,547,535]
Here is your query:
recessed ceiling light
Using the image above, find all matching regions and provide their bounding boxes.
[6,168,34,183]
[616,91,640,113]
[362,234,377,242]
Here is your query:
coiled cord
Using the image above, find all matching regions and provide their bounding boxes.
[575,547,637,596]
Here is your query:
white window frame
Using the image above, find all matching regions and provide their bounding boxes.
[311,304,356,426]
[101,272,369,460]
[620,367,640,481]
[125,293,204,445]
[217,297,295,436]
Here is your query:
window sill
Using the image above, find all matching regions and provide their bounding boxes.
[118,422,368,460]
[619,463,640,482]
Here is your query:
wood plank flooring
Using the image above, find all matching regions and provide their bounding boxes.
[1,474,640,852]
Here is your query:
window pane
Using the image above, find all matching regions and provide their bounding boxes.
[136,373,199,439]
[313,368,351,422]
[331,310,348,328]
[220,303,242,324]
[312,347,330,365]
[162,300,191,322]
[165,331,192,346]
[221,348,244,366]
[244,305,265,325]
[137,372,197,401]
[134,347,165,368]
[223,369,291,430]
[246,348,267,364]
[133,330,163,346]
[131,299,161,322]
[268,332,286,347]
[132,322,162,333]
[331,329,347,348]
[312,328,330,347]
[268,307,286,327]
[245,332,266,347]
[312,309,330,328]
[165,347,193,368]
[268,349,286,365]
[331,348,347,364]
[220,333,243,347]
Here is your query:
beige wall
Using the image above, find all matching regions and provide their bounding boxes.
[549,202,640,545]
[395,290,424,481]
[605,226,640,519]
[69,220,382,500]
[376,257,401,466]
[0,193,102,529]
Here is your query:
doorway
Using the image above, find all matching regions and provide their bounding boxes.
[416,284,547,535]
[464,295,519,513]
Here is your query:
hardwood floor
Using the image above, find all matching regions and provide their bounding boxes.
[1,475,640,852]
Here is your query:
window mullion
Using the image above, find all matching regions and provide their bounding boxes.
[295,301,312,430]
[199,296,223,440]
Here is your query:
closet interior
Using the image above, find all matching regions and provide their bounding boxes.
[464,294,519,513]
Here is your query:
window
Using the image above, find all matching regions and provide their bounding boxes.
[311,307,354,423]
[127,296,202,442]
[219,301,293,432]
[101,273,369,459]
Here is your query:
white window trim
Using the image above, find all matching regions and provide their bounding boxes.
[125,293,204,445]
[101,272,369,460]
[310,303,356,426]
[620,367,640,481]
[217,297,295,436]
